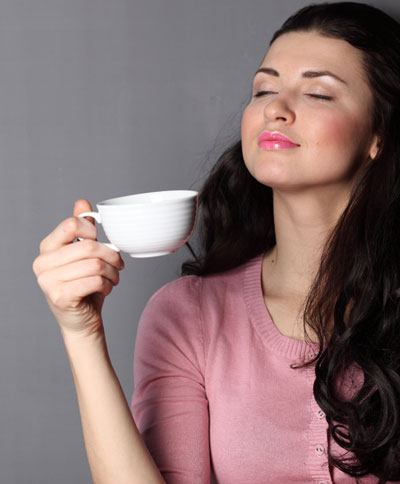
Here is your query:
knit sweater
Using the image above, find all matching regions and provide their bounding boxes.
[131,253,394,484]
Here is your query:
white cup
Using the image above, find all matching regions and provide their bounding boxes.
[77,190,199,258]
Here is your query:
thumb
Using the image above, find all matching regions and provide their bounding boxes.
[73,198,95,225]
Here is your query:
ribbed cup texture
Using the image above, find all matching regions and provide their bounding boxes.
[100,200,197,254]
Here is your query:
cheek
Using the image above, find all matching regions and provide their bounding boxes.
[240,108,251,161]
[310,113,370,174]
[240,106,252,142]
[313,113,361,152]
[241,105,259,157]
[309,112,371,182]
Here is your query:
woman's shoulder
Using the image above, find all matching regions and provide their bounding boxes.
[149,260,253,302]
[135,255,262,364]
[145,254,261,315]
[145,273,201,313]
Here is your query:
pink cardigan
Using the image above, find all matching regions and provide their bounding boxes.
[131,253,393,484]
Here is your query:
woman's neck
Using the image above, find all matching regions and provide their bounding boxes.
[263,188,348,297]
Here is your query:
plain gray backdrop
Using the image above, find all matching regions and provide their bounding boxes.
[1,0,397,482]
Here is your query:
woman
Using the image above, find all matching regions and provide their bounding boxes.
[33,2,400,483]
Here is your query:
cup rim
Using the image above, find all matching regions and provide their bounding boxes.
[98,190,198,207]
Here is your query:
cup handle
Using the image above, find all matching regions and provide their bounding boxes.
[77,212,120,252]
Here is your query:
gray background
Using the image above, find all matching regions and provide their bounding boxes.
[1,0,396,482]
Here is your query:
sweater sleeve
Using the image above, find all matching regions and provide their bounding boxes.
[130,275,210,484]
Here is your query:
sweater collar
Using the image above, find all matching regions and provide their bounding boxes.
[242,253,319,362]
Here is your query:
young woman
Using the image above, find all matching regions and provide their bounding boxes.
[33,2,400,483]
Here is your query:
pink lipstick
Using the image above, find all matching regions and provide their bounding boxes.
[258,131,300,150]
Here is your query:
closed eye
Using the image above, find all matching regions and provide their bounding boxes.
[253,90,333,101]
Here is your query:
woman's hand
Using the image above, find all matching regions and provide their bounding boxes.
[33,199,125,338]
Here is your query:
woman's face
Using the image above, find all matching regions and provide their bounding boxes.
[241,31,379,193]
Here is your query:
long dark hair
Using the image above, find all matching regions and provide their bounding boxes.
[182,2,400,482]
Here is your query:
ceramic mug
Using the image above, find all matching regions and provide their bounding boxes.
[77,190,198,258]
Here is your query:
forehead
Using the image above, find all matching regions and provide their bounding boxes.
[259,31,367,85]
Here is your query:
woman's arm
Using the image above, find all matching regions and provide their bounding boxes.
[33,199,165,483]
[62,328,165,484]
[131,276,210,484]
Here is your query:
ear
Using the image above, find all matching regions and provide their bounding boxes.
[368,133,380,160]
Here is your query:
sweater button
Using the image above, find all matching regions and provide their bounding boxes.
[316,409,325,419]
[315,444,325,456]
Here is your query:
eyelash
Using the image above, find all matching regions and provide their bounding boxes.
[253,90,333,101]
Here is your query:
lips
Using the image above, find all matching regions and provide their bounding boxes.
[258,131,300,149]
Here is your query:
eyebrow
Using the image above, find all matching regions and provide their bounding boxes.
[254,67,348,85]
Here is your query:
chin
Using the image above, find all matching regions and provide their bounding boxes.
[247,162,293,189]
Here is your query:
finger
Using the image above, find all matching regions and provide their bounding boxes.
[73,199,95,225]
[40,258,120,287]
[47,276,115,310]
[40,216,98,253]
[34,239,124,276]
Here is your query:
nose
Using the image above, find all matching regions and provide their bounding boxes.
[263,92,295,124]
